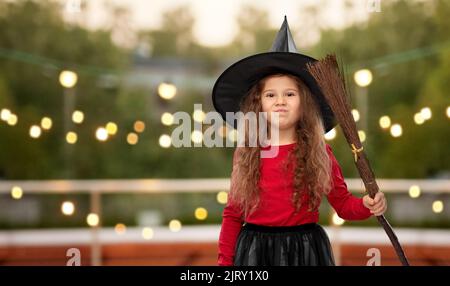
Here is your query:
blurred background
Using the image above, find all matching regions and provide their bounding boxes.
[0,0,449,266]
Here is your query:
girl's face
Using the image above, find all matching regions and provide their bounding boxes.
[260,75,301,130]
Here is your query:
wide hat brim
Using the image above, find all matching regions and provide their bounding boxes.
[212,52,336,133]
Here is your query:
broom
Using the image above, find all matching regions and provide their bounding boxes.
[307,54,410,266]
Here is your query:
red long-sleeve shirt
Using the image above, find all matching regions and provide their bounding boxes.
[217,143,372,266]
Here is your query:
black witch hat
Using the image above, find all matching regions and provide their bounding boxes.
[212,16,335,132]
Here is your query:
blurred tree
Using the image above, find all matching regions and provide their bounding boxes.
[138,5,196,58]
[231,6,275,54]
[0,0,127,179]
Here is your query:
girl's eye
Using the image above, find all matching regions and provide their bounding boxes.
[287,92,296,97]
[265,93,274,98]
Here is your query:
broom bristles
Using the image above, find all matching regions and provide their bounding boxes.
[307,55,361,150]
[307,54,378,188]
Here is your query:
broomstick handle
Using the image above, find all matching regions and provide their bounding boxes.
[376,215,410,266]
[355,150,410,266]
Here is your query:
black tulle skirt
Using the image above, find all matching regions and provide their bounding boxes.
[234,223,335,266]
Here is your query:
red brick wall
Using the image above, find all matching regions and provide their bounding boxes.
[1,243,449,266]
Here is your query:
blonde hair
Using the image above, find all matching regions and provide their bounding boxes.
[229,73,332,217]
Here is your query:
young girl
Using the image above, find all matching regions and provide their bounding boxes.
[212,18,387,266]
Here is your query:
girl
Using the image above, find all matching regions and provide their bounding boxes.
[212,18,387,266]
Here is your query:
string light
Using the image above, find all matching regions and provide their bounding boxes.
[142,227,154,239]
[115,223,127,235]
[420,107,432,120]
[61,201,75,215]
[446,106,450,118]
[158,82,177,100]
[227,129,238,142]
[72,111,84,124]
[41,117,53,130]
[11,186,23,199]
[158,134,171,148]
[106,122,118,135]
[7,114,18,126]
[432,200,444,213]
[390,124,402,138]
[191,130,203,144]
[1,108,11,121]
[127,132,138,145]
[134,121,145,133]
[408,185,421,198]
[358,130,366,142]
[192,110,206,123]
[354,69,373,87]
[29,125,42,138]
[86,213,99,227]
[414,113,425,125]
[216,191,228,204]
[379,115,391,129]
[194,207,208,220]
[351,109,360,122]
[66,132,78,144]
[161,112,174,126]
[169,220,182,232]
[95,127,108,141]
[59,70,78,88]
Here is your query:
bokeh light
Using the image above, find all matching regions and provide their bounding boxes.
[390,124,402,137]
[169,219,182,232]
[127,132,139,145]
[11,186,23,200]
[41,117,53,130]
[29,125,42,138]
[86,213,99,227]
[354,69,373,87]
[216,191,228,204]
[72,111,84,124]
[379,116,391,129]
[408,185,421,198]
[158,82,177,100]
[59,70,78,88]
[61,201,75,216]
[96,127,108,141]
[66,131,77,144]
[194,207,208,220]
[159,134,171,148]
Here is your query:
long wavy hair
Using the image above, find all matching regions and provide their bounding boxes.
[229,73,332,218]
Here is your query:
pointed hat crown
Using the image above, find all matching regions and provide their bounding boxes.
[270,16,298,53]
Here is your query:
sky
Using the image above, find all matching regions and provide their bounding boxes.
[61,0,373,47]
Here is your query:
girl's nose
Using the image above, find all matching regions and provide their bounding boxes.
[275,94,286,105]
